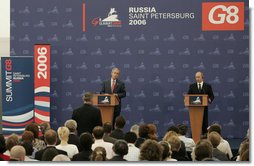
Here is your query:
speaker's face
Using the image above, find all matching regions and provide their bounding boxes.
[195,72,203,83]
[111,69,120,80]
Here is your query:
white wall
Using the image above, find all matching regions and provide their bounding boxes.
[0,0,10,57]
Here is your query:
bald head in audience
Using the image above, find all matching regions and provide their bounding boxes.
[10,145,26,161]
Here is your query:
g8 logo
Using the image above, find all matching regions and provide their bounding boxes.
[209,5,239,24]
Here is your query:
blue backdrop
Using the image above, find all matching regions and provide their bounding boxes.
[10,0,249,138]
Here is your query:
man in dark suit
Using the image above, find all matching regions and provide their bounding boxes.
[72,133,94,161]
[108,140,128,161]
[100,68,126,127]
[110,116,126,140]
[103,122,117,144]
[188,72,214,135]
[72,92,102,136]
[35,129,67,161]
[65,119,82,151]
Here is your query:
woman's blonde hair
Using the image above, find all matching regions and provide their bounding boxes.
[57,126,69,141]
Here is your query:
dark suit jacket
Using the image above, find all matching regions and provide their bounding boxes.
[35,146,67,161]
[135,137,146,148]
[103,134,117,144]
[213,148,229,161]
[72,103,102,136]
[100,79,126,112]
[110,128,125,140]
[108,155,127,161]
[72,150,92,161]
[188,82,214,103]
[68,133,82,151]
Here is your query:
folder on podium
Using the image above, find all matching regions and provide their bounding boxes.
[92,94,119,124]
[184,94,208,143]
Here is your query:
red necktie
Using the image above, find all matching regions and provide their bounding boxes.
[112,80,115,93]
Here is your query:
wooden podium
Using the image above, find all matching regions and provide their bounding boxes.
[92,94,119,124]
[184,94,208,143]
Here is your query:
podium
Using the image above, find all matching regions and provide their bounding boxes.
[184,94,208,143]
[92,94,119,124]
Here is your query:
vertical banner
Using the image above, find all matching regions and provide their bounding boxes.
[1,57,34,135]
[34,44,51,125]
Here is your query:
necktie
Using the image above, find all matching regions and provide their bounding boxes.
[198,83,201,92]
[112,80,115,93]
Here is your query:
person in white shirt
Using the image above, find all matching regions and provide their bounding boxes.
[56,127,79,159]
[207,124,233,159]
[92,126,114,159]
[123,132,140,161]
[177,124,195,152]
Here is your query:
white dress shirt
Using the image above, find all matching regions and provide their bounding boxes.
[217,138,233,159]
[197,81,204,89]
[124,143,140,161]
[178,135,195,152]
[92,139,114,159]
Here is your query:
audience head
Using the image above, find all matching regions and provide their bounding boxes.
[167,125,179,134]
[208,124,222,135]
[41,147,59,161]
[103,122,113,134]
[79,132,94,150]
[10,145,26,161]
[64,119,77,133]
[163,131,178,142]
[25,123,40,139]
[138,124,149,138]
[124,132,137,144]
[44,129,57,146]
[159,141,172,161]
[130,124,139,138]
[208,131,221,148]
[113,140,128,157]
[0,134,6,153]
[92,126,104,140]
[83,92,93,103]
[57,126,70,142]
[194,139,213,161]
[21,142,34,156]
[167,135,181,152]
[147,123,158,140]
[39,122,51,135]
[90,147,107,161]
[22,130,34,143]
[139,139,163,161]
[178,124,188,136]
[52,154,71,161]
[240,150,249,161]
[115,116,126,129]
[6,134,19,151]
[239,140,249,161]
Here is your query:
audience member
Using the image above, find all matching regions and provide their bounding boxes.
[139,139,163,161]
[72,132,94,161]
[124,132,140,161]
[56,126,79,159]
[35,129,67,160]
[92,126,114,159]
[103,122,117,144]
[110,116,126,140]
[64,119,82,151]
[90,147,107,161]
[109,140,128,161]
